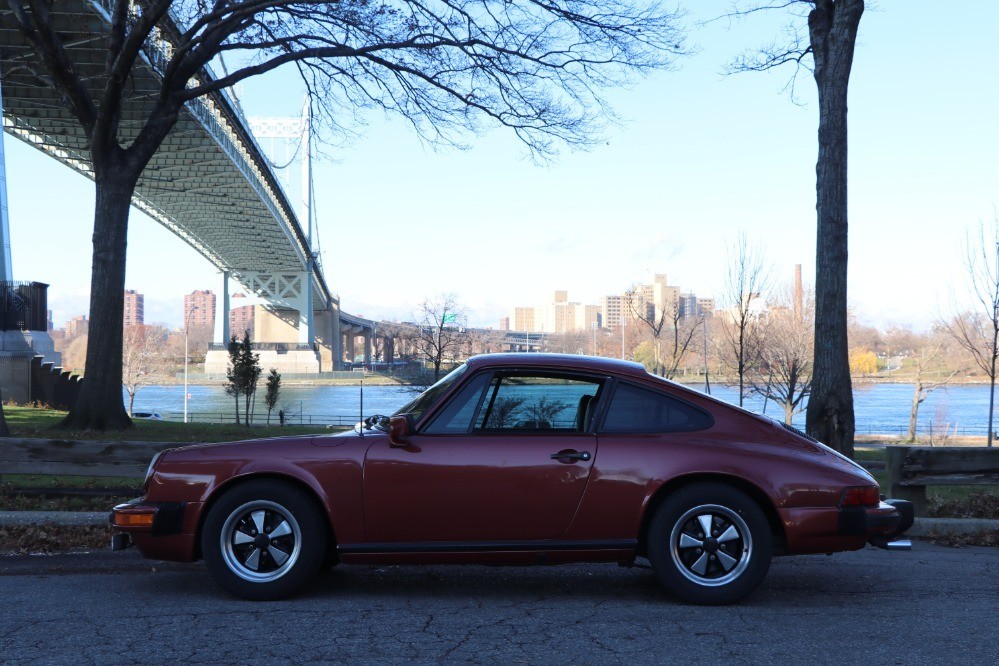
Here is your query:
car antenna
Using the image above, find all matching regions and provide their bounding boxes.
[358,372,364,438]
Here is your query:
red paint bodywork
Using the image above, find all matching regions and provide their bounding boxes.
[113,354,896,565]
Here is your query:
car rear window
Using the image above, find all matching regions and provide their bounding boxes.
[600,383,712,433]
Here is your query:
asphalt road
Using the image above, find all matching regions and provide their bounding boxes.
[0,543,996,665]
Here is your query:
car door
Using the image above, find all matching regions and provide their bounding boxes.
[363,371,603,543]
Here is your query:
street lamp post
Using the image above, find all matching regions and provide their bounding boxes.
[621,316,626,360]
[702,316,711,395]
[184,306,199,423]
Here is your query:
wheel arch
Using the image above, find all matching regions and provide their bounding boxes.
[638,474,786,557]
[194,473,336,561]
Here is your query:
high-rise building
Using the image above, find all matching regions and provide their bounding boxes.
[512,292,602,334]
[66,315,89,337]
[510,306,537,332]
[499,317,510,331]
[229,293,255,339]
[123,290,144,327]
[184,290,216,330]
[600,295,625,329]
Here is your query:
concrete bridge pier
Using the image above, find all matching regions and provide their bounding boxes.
[313,304,342,372]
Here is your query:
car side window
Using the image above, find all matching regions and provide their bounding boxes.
[474,374,602,432]
[600,383,712,433]
[421,372,493,434]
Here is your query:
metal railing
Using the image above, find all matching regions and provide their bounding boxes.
[0,281,48,332]
[163,412,357,427]
[207,342,317,352]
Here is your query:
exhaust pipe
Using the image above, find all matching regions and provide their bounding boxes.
[869,535,912,551]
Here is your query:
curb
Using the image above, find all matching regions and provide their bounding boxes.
[905,517,999,537]
[0,512,108,527]
[1,511,997,536]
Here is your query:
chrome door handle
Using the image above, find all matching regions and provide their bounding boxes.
[550,450,591,462]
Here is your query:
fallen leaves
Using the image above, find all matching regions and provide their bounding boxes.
[0,525,112,554]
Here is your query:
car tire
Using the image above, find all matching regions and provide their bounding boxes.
[202,480,327,600]
[647,483,772,605]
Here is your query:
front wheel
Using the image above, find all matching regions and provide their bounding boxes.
[202,480,327,600]
[647,483,772,605]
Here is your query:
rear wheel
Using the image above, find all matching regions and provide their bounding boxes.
[202,480,327,600]
[647,483,772,605]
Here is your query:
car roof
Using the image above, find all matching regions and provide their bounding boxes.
[465,353,650,379]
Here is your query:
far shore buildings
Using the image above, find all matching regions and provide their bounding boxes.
[506,274,715,334]
[123,289,144,327]
[182,289,255,339]
[66,314,89,337]
[184,289,216,330]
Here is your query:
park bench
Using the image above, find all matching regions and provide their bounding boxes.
[886,445,999,516]
[0,438,170,495]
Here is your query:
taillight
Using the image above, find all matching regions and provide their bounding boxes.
[840,486,880,507]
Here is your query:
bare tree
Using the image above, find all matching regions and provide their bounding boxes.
[943,222,999,447]
[905,330,960,443]
[725,0,865,456]
[547,330,587,355]
[626,287,702,379]
[752,287,813,425]
[2,1,688,430]
[718,233,771,406]
[122,324,168,416]
[58,335,90,374]
[415,294,468,382]
[467,329,507,357]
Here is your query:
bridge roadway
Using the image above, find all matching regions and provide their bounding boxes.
[0,0,376,370]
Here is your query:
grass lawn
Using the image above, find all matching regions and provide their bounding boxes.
[1,406,350,511]
[2,405,340,443]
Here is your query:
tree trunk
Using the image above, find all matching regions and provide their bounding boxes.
[908,383,921,443]
[62,164,140,430]
[988,347,996,447]
[804,0,863,458]
[0,403,9,437]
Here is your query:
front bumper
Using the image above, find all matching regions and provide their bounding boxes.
[110,498,187,535]
[109,498,198,560]
[838,499,914,550]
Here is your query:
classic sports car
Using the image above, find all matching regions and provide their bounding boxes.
[111,354,912,604]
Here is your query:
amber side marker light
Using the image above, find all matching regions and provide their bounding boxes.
[840,486,880,507]
[114,513,155,528]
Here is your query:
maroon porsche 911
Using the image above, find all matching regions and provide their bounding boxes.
[111,354,912,604]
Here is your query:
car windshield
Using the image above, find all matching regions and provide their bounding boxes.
[393,364,468,422]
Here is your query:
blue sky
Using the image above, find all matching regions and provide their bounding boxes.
[5,2,998,331]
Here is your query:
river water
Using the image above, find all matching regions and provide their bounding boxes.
[126,381,995,437]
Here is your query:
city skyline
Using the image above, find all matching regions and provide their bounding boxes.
[5,2,997,333]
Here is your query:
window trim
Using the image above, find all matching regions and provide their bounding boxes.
[419,368,608,436]
[595,379,714,434]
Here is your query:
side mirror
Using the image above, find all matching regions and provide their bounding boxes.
[388,415,411,447]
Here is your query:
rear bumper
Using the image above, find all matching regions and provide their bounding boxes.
[838,499,914,549]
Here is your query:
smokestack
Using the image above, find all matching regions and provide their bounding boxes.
[794,264,803,319]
